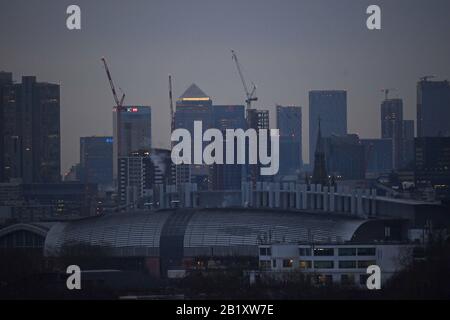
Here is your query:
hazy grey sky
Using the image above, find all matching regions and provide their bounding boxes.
[1,0,450,173]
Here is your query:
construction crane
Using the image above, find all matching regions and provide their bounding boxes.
[101,57,126,182]
[231,49,258,110]
[101,57,125,109]
[169,74,175,133]
[420,75,435,82]
[381,88,396,100]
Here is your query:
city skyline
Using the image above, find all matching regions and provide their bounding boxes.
[1,0,450,174]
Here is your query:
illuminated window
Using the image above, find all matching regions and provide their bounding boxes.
[283,259,293,268]
[299,260,312,269]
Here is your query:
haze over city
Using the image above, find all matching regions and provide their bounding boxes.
[1,0,450,174]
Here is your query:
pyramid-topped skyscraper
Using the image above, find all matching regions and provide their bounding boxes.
[178,83,211,101]
[174,83,213,190]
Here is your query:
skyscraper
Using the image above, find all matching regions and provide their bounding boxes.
[113,106,152,182]
[246,108,270,185]
[118,149,173,207]
[381,98,403,170]
[402,120,415,169]
[174,84,213,190]
[417,79,450,138]
[247,108,269,131]
[211,105,246,190]
[309,91,347,165]
[80,136,113,189]
[0,74,60,183]
[276,105,302,176]
[0,71,13,182]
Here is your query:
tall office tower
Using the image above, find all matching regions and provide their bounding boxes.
[0,72,13,182]
[402,120,415,168]
[113,106,152,182]
[309,91,347,166]
[246,108,270,185]
[174,84,213,190]
[118,149,173,207]
[323,134,366,180]
[311,119,328,185]
[276,106,303,176]
[381,98,403,170]
[415,137,450,200]
[361,139,393,175]
[80,136,113,189]
[211,105,246,190]
[417,79,450,137]
[1,75,60,183]
[247,108,269,131]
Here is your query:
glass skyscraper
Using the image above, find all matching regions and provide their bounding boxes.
[417,79,450,138]
[276,105,303,176]
[309,90,347,166]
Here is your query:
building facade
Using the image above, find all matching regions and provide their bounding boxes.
[414,137,450,199]
[211,105,246,190]
[1,74,60,183]
[80,136,113,189]
[417,79,450,138]
[361,139,393,175]
[381,98,403,170]
[113,106,152,183]
[323,134,366,181]
[118,149,173,207]
[174,84,213,190]
[309,91,347,166]
[276,105,303,176]
[259,243,412,287]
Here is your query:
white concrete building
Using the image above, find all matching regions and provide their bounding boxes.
[258,243,414,287]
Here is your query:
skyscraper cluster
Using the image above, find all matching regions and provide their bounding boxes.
[0,72,60,184]
[2,70,450,213]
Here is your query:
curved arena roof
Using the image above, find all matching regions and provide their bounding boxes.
[44,208,373,257]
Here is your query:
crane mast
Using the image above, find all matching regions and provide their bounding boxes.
[101,57,126,190]
[231,50,258,110]
[169,74,175,133]
[101,57,125,110]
